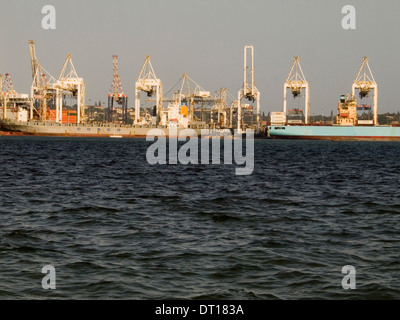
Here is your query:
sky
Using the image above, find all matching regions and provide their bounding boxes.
[0,0,399,115]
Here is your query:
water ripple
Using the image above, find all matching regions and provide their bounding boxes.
[1,138,400,299]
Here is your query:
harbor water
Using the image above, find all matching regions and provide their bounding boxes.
[1,137,400,299]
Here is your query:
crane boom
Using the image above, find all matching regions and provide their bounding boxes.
[58,54,79,81]
[354,57,375,84]
[28,40,38,84]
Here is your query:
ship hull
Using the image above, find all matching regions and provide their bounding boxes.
[0,121,161,137]
[0,120,234,138]
[268,125,400,141]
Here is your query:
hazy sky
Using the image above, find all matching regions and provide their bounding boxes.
[1,0,399,114]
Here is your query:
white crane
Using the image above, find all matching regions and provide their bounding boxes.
[179,73,211,123]
[135,56,163,125]
[1,73,16,120]
[237,45,260,132]
[283,56,310,124]
[151,73,219,128]
[1,73,30,120]
[54,54,86,123]
[352,57,378,125]
[28,40,57,121]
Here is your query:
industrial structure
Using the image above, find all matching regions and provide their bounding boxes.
[3,43,262,134]
[336,94,358,126]
[283,56,310,124]
[336,57,378,126]
[1,72,30,121]
[179,73,212,123]
[161,73,210,128]
[352,56,378,125]
[154,73,232,129]
[134,56,163,125]
[28,40,85,124]
[268,56,385,140]
[55,54,86,124]
[237,45,261,132]
[29,40,57,121]
[211,88,228,127]
[108,55,128,123]
[5,40,390,140]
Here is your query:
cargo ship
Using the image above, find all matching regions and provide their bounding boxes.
[0,105,231,138]
[0,108,237,138]
[268,94,400,141]
[268,124,400,141]
[0,119,167,138]
[0,118,215,138]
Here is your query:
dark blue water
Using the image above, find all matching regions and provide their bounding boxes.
[1,136,400,300]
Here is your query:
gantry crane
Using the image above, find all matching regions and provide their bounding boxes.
[148,73,221,128]
[1,73,16,120]
[177,74,231,127]
[283,56,310,124]
[228,90,239,128]
[352,57,378,125]
[1,73,30,120]
[135,56,163,125]
[211,88,228,127]
[54,54,86,123]
[237,45,260,132]
[179,73,212,123]
[108,55,128,124]
[28,40,57,121]
[28,41,85,123]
